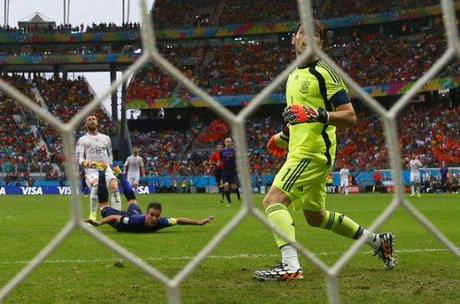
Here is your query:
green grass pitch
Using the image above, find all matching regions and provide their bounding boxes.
[0,193,459,303]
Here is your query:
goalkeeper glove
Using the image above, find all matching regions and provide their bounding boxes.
[267,127,290,158]
[282,105,329,125]
[82,160,107,171]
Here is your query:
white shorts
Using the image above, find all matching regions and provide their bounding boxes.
[85,167,117,188]
[127,172,140,185]
[340,179,349,187]
[410,172,421,184]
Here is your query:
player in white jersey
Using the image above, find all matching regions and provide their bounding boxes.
[75,115,122,221]
[123,147,145,191]
[339,166,350,195]
[409,155,423,197]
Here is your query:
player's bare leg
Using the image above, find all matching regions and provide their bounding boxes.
[219,182,225,203]
[231,184,241,201]
[223,182,232,206]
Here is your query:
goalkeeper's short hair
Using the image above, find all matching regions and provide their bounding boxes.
[294,20,324,40]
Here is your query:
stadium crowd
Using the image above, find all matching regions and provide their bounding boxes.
[126,29,459,102]
[1,0,459,188]
[1,72,458,190]
[126,98,459,180]
[152,0,440,29]
[335,101,460,170]
[0,0,441,33]
[0,22,140,34]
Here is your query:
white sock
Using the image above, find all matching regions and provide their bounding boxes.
[281,245,301,272]
[411,185,415,195]
[345,187,349,195]
[89,186,98,220]
[111,191,122,211]
[362,229,380,250]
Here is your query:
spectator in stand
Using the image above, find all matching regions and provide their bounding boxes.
[151,0,439,29]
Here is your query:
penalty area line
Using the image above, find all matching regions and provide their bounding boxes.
[0,248,450,265]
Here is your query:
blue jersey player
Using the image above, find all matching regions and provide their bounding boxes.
[219,137,241,206]
[85,167,214,232]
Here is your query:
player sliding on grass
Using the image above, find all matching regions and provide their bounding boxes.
[85,167,214,233]
[255,21,396,281]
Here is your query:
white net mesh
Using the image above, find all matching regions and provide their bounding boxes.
[0,0,459,303]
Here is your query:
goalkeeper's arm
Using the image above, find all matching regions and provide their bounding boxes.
[327,103,357,128]
[273,125,290,148]
[85,215,121,227]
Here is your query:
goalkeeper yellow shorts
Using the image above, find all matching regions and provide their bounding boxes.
[272,157,331,211]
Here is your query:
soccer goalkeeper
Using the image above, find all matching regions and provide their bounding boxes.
[86,167,214,233]
[255,21,396,281]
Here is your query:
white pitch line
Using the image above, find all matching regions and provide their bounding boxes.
[0,248,449,265]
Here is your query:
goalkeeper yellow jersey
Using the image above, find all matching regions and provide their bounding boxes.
[286,60,349,165]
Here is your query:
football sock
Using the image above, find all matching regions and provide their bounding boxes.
[319,210,364,240]
[111,191,122,211]
[362,231,381,250]
[97,171,108,203]
[89,186,98,220]
[225,190,231,204]
[119,173,136,201]
[235,188,241,201]
[220,187,224,199]
[411,185,415,195]
[265,203,296,248]
[281,244,301,272]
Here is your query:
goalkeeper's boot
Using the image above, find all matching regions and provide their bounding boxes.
[113,165,122,177]
[254,262,303,281]
[373,232,397,270]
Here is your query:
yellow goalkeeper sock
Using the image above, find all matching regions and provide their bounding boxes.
[265,203,296,248]
[319,210,363,240]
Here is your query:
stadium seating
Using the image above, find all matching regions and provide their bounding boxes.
[335,101,460,170]
[152,0,440,28]
[127,98,459,179]
[0,74,112,181]
[126,31,459,100]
